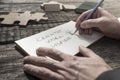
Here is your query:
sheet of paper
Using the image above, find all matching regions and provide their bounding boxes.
[15,21,103,56]
[118,18,120,21]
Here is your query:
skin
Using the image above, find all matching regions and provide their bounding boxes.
[76,7,120,39]
[24,46,112,80]
[23,7,120,80]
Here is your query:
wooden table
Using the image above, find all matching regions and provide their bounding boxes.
[0,0,120,80]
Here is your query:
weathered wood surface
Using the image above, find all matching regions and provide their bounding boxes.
[0,0,120,80]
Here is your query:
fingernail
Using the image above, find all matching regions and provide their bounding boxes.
[23,56,30,63]
[36,47,43,53]
[37,47,45,52]
[23,64,29,71]
[36,47,45,56]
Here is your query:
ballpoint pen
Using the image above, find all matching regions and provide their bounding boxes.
[73,0,104,35]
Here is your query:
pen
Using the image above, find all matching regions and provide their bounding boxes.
[73,0,104,34]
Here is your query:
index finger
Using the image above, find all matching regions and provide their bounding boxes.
[36,47,72,61]
[76,9,92,28]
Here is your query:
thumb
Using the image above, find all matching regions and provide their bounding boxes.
[79,46,98,58]
[80,18,102,29]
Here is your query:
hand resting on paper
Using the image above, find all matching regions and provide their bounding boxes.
[23,7,120,80]
[76,7,120,39]
[24,46,111,80]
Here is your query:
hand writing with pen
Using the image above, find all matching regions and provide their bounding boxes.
[23,7,120,80]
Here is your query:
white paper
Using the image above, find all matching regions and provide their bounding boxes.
[118,18,120,21]
[15,21,103,56]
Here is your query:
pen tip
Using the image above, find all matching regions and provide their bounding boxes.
[72,30,77,35]
[72,32,75,35]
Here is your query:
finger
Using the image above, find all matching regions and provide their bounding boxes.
[92,8,100,19]
[79,27,93,35]
[79,28,84,34]
[80,29,90,35]
[98,7,110,16]
[79,46,98,58]
[36,47,71,61]
[84,29,89,34]
[76,9,92,29]
[76,10,93,35]
[92,7,104,18]
[57,70,78,80]
[79,29,86,34]
[78,28,82,34]
[24,56,76,75]
[24,56,65,72]
[80,18,102,29]
[84,29,93,35]
[76,17,81,29]
[24,64,64,80]
[88,29,93,34]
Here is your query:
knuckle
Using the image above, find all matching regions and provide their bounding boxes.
[39,57,55,65]
[50,49,63,56]
[39,57,47,62]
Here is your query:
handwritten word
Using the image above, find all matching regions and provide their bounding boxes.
[36,29,74,48]
[47,35,64,43]
[50,36,71,48]
[37,30,62,42]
